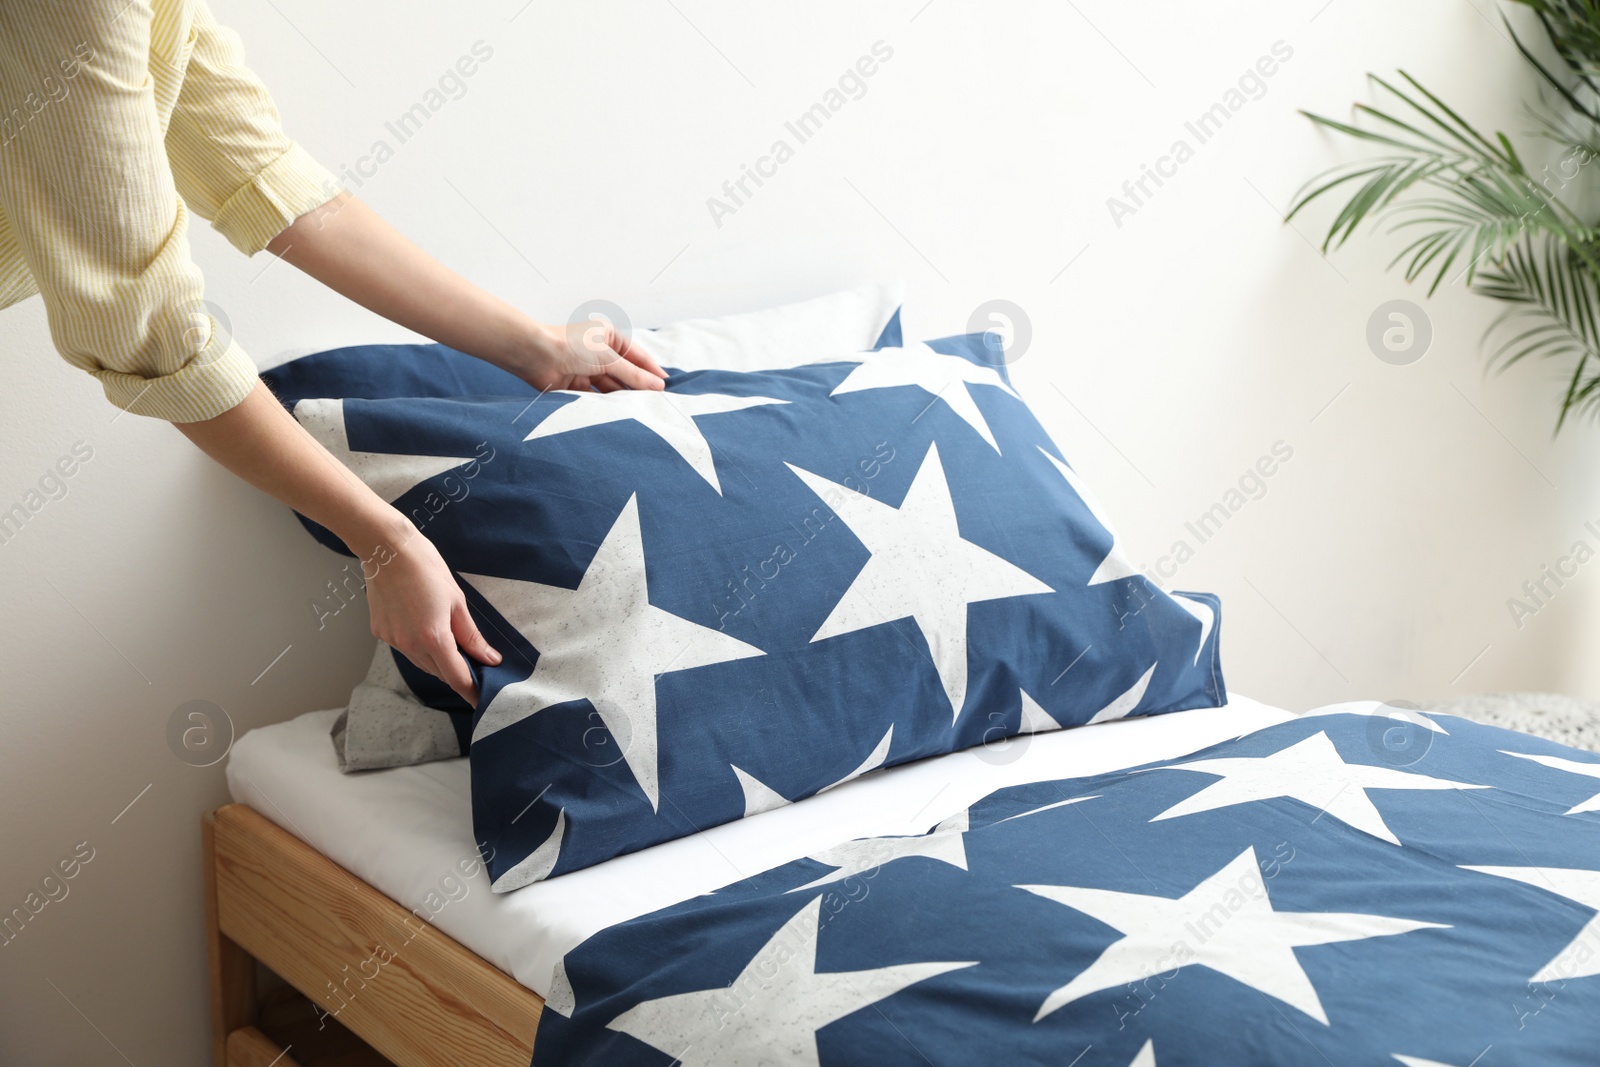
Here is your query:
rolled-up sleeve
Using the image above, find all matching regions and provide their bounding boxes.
[0,0,337,422]
[166,0,341,256]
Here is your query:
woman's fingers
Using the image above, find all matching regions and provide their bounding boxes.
[392,643,439,694]
[364,525,497,708]
[388,627,486,708]
[428,631,481,707]
[544,319,667,392]
[596,343,666,391]
[388,639,469,706]
[453,599,501,667]
[579,325,664,391]
[611,329,668,381]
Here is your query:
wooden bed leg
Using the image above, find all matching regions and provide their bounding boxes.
[204,811,257,1067]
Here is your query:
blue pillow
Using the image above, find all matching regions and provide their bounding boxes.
[265,339,1224,891]
[268,315,914,715]
[266,320,992,718]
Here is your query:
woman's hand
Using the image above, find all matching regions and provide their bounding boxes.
[513,318,668,394]
[361,517,501,707]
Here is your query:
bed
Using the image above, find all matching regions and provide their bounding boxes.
[222,316,1600,1065]
[213,696,1600,1065]
[207,697,1295,1065]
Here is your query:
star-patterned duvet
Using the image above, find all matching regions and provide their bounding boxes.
[531,710,1600,1066]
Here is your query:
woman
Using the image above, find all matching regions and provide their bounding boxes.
[0,0,666,706]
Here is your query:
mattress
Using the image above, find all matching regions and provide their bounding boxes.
[225,697,1295,999]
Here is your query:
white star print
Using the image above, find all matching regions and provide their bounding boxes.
[545,957,576,1018]
[1019,690,1060,734]
[1018,664,1154,734]
[1129,1041,1157,1067]
[788,443,1053,722]
[788,811,970,893]
[1315,701,1450,735]
[731,727,896,818]
[462,495,763,810]
[491,810,565,892]
[830,343,1018,451]
[294,398,479,502]
[1460,864,1600,982]
[524,389,787,494]
[1173,594,1215,667]
[1146,731,1484,845]
[732,765,790,817]
[1038,446,1139,584]
[1088,664,1157,724]
[606,895,975,1067]
[1501,749,1600,814]
[993,795,1099,826]
[819,726,894,792]
[1393,1055,1469,1067]
[1018,847,1446,1023]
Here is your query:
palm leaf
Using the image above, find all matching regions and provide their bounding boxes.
[1477,236,1600,429]
[1291,9,1600,431]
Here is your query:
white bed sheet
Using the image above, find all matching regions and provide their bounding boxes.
[226,697,1294,999]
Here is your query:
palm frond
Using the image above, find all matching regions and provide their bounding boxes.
[1507,0,1600,89]
[1477,236,1600,429]
[1291,9,1600,432]
[1505,9,1600,126]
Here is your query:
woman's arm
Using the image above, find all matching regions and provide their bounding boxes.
[0,1,262,422]
[266,194,666,392]
[0,3,501,703]
[176,382,500,705]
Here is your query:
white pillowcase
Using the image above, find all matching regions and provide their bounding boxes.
[638,282,903,373]
[263,283,903,376]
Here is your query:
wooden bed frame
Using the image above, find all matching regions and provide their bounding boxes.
[203,803,545,1067]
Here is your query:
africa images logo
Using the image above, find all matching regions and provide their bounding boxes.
[706,41,896,227]
[1106,40,1294,229]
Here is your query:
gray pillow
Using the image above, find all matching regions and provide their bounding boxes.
[330,644,465,772]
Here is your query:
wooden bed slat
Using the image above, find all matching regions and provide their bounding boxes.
[210,803,542,1067]
[226,1025,304,1067]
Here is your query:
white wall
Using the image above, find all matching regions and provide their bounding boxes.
[4,0,1598,1062]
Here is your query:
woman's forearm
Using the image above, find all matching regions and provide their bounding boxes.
[264,192,665,392]
[175,379,409,562]
[176,380,498,704]
[264,193,540,375]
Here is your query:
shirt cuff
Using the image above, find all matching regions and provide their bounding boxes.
[212,142,344,256]
[96,337,260,423]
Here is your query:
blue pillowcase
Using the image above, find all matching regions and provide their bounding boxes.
[264,331,1225,891]
[268,315,908,717]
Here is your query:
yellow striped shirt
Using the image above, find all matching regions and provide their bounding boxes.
[0,0,342,422]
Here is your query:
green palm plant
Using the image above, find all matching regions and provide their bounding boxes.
[1287,0,1600,429]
